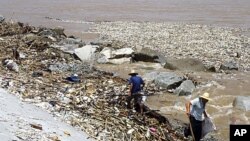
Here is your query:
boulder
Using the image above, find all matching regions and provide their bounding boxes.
[100,47,113,58]
[97,47,114,64]
[109,57,131,65]
[133,48,166,64]
[174,80,195,96]
[97,54,109,64]
[233,96,250,111]
[164,58,207,72]
[143,72,184,89]
[97,47,134,64]
[0,15,5,23]
[74,45,99,61]
[219,61,239,71]
[112,48,134,58]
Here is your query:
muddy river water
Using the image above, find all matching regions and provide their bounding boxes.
[97,62,250,140]
[1,0,250,36]
[1,0,250,140]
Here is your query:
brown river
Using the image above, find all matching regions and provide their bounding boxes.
[1,0,250,140]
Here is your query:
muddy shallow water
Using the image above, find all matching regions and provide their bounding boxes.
[1,0,250,37]
[96,62,250,141]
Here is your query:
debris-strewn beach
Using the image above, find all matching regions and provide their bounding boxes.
[1,14,250,141]
[0,20,200,141]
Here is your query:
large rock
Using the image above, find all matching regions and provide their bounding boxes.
[174,80,195,96]
[143,72,184,89]
[219,61,239,71]
[109,57,131,65]
[164,58,207,72]
[74,45,98,61]
[233,96,250,111]
[112,48,134,57]
[133,48,166,64]
[97,47,134,64]
[0,15,5,23]
[97,47,113,64]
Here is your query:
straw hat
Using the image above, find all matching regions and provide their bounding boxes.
[128,70,138,75]
[200,92,211,101]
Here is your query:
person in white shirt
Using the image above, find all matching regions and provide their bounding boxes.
[185,92,211,141]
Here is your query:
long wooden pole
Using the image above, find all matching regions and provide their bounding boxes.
[188,116,196,141]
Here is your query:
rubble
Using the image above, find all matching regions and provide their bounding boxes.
[30,123,43,130]
[0,21,193,141]
[3,59,19,72]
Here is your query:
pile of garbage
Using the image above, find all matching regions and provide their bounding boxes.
[0,21,192,141]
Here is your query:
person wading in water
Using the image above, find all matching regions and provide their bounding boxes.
[185,92,211,141]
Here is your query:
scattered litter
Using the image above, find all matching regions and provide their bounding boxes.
[30,123,43,130]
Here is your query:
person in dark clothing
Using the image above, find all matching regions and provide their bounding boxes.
[185,92,211,141]
[127,70,145,114]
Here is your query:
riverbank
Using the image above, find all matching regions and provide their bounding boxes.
[0,20,191,141]
[1,16,250,141]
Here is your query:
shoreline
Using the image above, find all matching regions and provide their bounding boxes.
[1,16,250,140]
[0,20,192,141]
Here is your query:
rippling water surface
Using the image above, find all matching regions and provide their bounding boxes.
[97,63,250,141]
[0,0,250,35]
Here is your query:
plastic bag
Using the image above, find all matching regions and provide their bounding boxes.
[202,117,216,138]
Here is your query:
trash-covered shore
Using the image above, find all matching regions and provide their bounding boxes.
[91,21,250,71]
[0,20,207,141]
